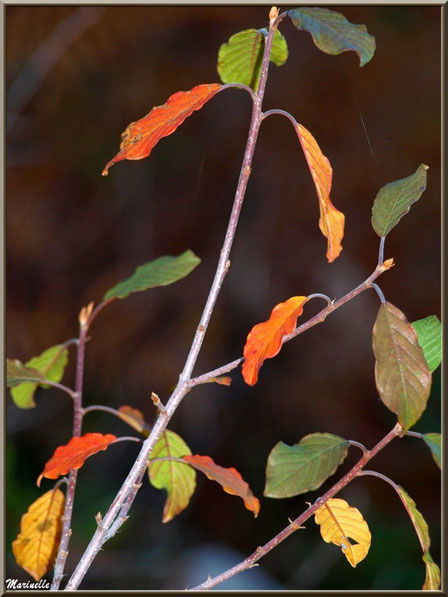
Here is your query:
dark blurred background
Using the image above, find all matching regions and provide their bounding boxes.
[6,5,441,591]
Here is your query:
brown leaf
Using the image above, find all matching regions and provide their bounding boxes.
[242,296,308,385]
[118,405,150,436]
[295,123,345,262]
[12,489,65,581]
[37,433,116,486]
[183,454,260,517]
[102,83,221,175]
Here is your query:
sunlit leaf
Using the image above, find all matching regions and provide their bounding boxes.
[242,296,308,386]
[264,433,348,498]
[288,7,375,66]
[295,123,344,262]
[183,454,260,517]
[422,551,441,590]
[12,489,65,581]
[148,430,196,523]
[118,405,150,437]
[37,433,116,486]
[10,345,69,409]
[412,315,441,373]
[396,485,430,552]
[422,433,441,469]
[372,302,432,430]
[103,250,201,301]
[7,359,45,386]
[314,498,371,567]
[371,164,428,238]
[102,84,221,175]
[217,28,288,90]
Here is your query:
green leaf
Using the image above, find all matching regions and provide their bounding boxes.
[396,486,430,552]
[217,29,288,91]
[422,551,441,590]
[423,433,441,469]
[10,345,69,409]
[372,302,432,431]
[103,250,200,301]
[371,164,428,237]
[148,430,196,523]
[288,7,375,67]
[412,316,441,373]
[264,433,348,498]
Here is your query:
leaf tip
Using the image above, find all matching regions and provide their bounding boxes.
[36,474,43,487]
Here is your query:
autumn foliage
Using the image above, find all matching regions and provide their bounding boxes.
[7,5,440,592]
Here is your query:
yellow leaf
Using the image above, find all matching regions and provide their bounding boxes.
[295,123,345,263]
[314,497,371,567]
[12,488,65,581]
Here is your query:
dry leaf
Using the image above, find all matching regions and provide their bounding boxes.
[295,123,345,262]
[314,497,371,567]
[12,489,65,581]
[183,454,260,517]
[37,433,116,485]
[242,296,308,385]
[102,84,221,175]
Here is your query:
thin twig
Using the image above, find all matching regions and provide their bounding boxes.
[378,237,385,267]
[347,439,369,455]
[51,317,89,590]
[188,262,390,389]
[64,16,282,591]
[43,380,77,400]
[404,430,425,440]
[371,283,386,304]
[191,424,402,590]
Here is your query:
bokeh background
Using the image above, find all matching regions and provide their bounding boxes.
[6,5,441,591]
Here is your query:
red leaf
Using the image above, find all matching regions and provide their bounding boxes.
[295,123,345,263]
[242,296,308,386]
[37,433,116,486]
[183,454,260,517]
[102,83,222,175]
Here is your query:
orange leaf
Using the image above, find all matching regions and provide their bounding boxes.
[183,454,260,517]
[102,83,222,175]
[295,123,345,262]
[37,433,116,486]
[118,405,150,436]
[242,296,308,386]
[12,488,65,581]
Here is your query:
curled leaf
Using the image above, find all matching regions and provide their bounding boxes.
[9,345,69,409]
[7,359,45,386]
[148,430,196,523]
[103,250,201,301]
[288,7,375,66]
[423,551,441,590]
[217,28,288,90]
[314,498,371,567]
[295,123,344,262]
[118,405,150,437]
[37,433,116,486]
[102,84,221,175]
[183,454,260,517]
[422,433,441,469]
[373,302,432,430]
[396,486,430,552]
[12,489,65,581]
[242,296,308,386]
